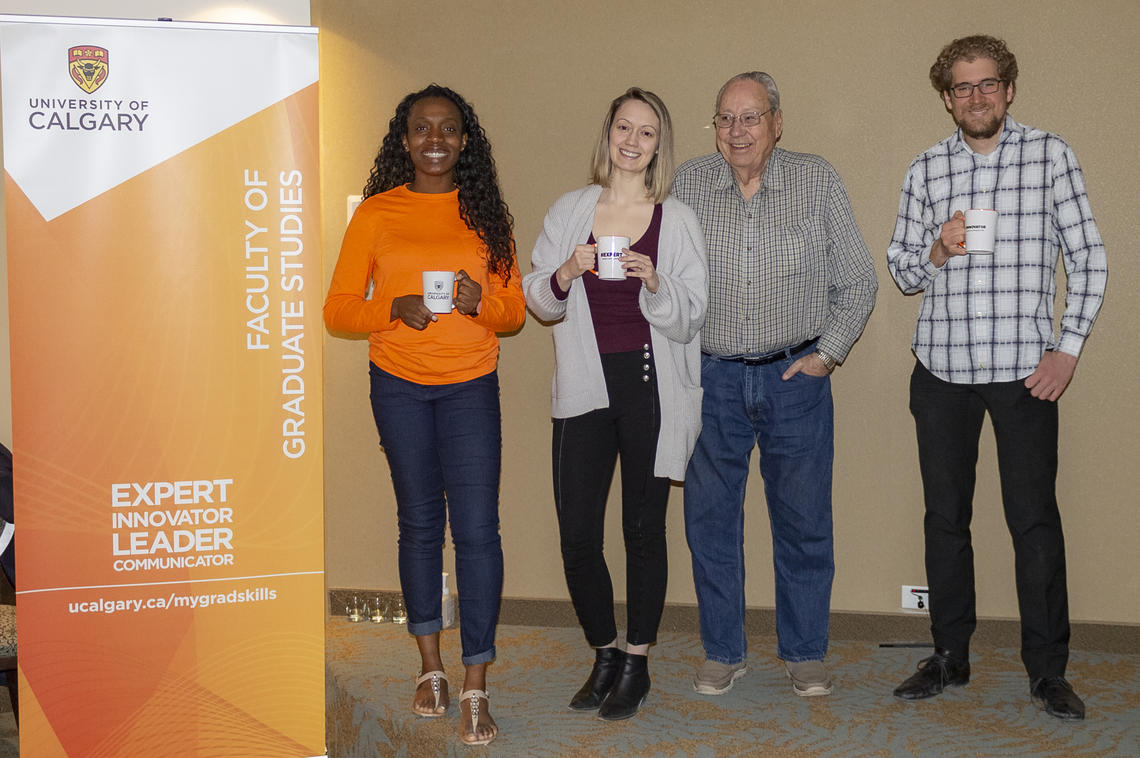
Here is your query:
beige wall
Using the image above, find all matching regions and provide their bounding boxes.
[10,0,1116,626]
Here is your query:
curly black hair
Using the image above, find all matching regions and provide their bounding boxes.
[362,84,516,284]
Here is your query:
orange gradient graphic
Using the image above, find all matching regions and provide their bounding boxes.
[7,81,324,757]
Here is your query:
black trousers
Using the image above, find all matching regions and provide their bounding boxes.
[552,350,672,647]
[909,360,1070,678]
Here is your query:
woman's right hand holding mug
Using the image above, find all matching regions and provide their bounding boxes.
[391,293,436,330]
[555,244,597,291]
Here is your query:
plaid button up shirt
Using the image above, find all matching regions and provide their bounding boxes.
[887,117,1108,384]
[673,149,876,361]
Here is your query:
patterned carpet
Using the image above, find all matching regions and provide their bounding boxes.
[0,620,1133,756]
[327,620,1140,758]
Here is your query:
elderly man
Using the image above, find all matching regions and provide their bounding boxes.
[887,35,1107,720]
[674,71,876,697]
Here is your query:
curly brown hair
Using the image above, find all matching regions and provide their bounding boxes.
[362,84,516,284]
[929,35,1018,93]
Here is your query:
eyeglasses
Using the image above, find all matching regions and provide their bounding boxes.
[949,78,1004,99]
[712,108,773,129]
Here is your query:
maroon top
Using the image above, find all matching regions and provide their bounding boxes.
[551,203,662,353]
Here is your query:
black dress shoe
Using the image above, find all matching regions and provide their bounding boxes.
[569,647,625,710]
[893,648,970,700]
[1031,676,1086,720]
[598,652,650,721]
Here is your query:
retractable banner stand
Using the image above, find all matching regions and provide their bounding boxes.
[0,15,324,757]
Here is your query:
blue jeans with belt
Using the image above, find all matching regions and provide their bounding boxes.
[369,363,503,665]
[684,343,834,664]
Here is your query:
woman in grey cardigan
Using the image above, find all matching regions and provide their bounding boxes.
[522,87,707,721]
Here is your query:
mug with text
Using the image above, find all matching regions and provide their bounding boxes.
[422,270,456,313]
[596,236,629,281]
[964,209,998,255]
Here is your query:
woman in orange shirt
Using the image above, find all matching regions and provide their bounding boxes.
[324,84,524,748]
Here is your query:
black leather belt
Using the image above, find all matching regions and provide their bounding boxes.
[705,337,818,366]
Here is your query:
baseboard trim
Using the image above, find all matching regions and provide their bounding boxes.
[328,590,1139,655]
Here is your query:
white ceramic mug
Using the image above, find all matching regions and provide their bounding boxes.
[964,209,998,255]
[596,236,629,281]
[422,270,456,313]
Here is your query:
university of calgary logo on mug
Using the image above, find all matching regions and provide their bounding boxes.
[434,281,444,291]
[68,46,109,93]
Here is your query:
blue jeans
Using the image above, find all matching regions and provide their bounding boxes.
[369,363,503,665]
[684,351,834,663]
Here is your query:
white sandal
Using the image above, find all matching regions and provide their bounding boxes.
[413,670,449,717]
[458,689,497,746]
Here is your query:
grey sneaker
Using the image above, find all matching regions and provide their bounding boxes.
[693,659,747,695]
[784,659,833,697]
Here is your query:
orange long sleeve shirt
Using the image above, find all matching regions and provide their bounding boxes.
[324,186,525,385]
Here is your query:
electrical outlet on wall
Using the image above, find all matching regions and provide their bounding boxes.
[902,585,929,612]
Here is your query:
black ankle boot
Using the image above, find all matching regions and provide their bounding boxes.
[569,647,625,710]
[598,652,650,720]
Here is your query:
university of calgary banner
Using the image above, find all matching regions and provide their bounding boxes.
[0,15,324,757]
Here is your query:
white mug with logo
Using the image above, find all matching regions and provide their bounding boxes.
[596,236,629,281]
[422,270,456,313]
[964,209,998,255]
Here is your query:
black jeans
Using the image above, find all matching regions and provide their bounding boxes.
[909,360,1069,678]
[552,350,672,647]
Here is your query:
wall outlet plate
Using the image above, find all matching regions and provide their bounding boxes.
[346,194,362,224]
[902,585,929,612]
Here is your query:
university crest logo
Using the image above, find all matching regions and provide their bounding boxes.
[68,46,109,93]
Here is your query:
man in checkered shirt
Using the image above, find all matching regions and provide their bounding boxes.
[887,35,1107,721]
[675,71,877,699]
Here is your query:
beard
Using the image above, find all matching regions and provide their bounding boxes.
[956,110,1004,141]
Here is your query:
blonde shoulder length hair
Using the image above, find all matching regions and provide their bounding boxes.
[589,87,675,204]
